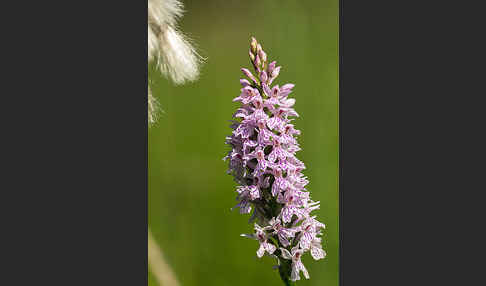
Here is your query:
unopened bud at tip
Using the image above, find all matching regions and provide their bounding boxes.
[258,49,267,64]
[271,66,281,78]
[249,48,255,61]
[255,54,261,67]
[250,37,258,54]
[257,43,263,55]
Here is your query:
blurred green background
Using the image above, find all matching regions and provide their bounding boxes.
[148,0,338,285]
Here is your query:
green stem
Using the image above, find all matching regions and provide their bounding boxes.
[278,258,296,286]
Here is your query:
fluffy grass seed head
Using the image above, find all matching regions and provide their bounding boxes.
[148,0,202,124]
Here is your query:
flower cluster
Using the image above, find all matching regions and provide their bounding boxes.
[224,37,326,283]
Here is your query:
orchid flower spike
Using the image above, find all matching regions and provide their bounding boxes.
[224,37,326,283]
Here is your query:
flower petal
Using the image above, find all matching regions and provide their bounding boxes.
[280,248,292,260]
[290,263,301,281]
[297,261,310,279]
[257,244,265,258]
[310,246,326,260]
[265,242,276,255]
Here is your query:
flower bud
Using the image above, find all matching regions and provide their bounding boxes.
[254,54,261,68]
[268,66,281,85]
[267,61,276,75]
[249,48,255,62]
[250,37,258,54]
[271,66,281,79]
[241,68,258,83]
[258,49,267,64]
[260,70,268,83]
[240,79,251,87]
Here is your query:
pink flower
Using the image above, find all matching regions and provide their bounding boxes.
[256,119,273,146]
[280,247,310,281]
[268,138,289,163]
[259,70,268,83]
[233,186,260,214]
[240,78,251,87]
[279,83,295,97]
[233,86,260,105]
[271,167,288,197]
[267,217,295,247]
[245,146,268,175]
[241,68,258,84]
[267,62,281,85]
[254,224,276,258]
[278,189,310,223]
[299,216,325,249]
[234,120,254,139]
[266,108,287,132]
[309,238,326,260]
